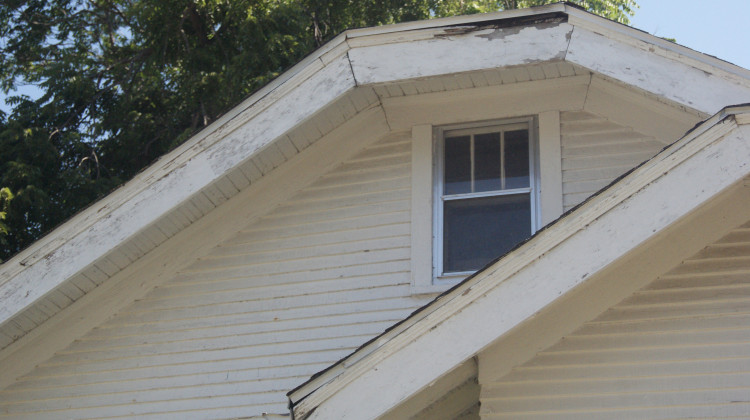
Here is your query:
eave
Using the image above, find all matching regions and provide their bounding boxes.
[288,105,750,419]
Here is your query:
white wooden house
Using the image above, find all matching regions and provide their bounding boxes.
[2,3,750,419]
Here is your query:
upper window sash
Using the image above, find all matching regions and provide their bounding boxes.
[433,117,539,282]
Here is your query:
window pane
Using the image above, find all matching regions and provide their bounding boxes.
[443,194,531,273]
[474,132,502,193]
[444,135,471,195]
[504,129,529,189]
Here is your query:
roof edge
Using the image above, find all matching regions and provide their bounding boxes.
[0,39,356,330]
[564,7,750,84]
[0,30,350,276]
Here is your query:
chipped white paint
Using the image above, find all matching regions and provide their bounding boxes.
[567,26,750,115]
[0,55,355,330]
[348,22,574,86]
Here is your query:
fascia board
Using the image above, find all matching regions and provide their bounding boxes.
[343,3,567,39]
[565,26,750,115]
[563,6,750,83]
[0,32,348,276]
[290,107,750,419]
[0,53,356,328]
[348,21,574,86]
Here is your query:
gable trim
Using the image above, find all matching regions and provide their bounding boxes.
[0,105,390,391]
[0,51,355,331]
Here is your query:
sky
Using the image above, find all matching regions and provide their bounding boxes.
[1,1,749,115]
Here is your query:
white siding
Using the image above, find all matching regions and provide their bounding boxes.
[560,111,664,211]
[0,133,431,419]
[478,222,750,419]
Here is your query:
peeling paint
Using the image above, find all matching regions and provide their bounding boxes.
[478,22,560,41]
[434,26,480,38]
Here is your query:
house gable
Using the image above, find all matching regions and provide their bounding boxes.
[3,3,741,348]
[2,4,750,419]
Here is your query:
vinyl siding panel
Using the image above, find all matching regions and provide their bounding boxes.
[0,133,430,420]
[479,223,750,419]
[560,111,664,211]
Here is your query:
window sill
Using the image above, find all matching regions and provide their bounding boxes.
[410,282,454,296]
[411,274,470,295]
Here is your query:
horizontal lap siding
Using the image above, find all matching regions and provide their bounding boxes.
[479,223,750,419]
[0,133,430,419]
[560,111,664,211]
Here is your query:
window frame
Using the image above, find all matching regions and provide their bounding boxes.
[432,117,540,284]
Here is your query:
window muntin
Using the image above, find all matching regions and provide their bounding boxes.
[435,119,537,280]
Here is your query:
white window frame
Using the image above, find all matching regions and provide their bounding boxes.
[432,117,540,284]
[411,113,561,295]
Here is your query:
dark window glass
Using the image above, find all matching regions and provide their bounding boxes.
[443,194,531,273]
[444,135,471,195]
[504,129,529,189]
[473,132,502,192]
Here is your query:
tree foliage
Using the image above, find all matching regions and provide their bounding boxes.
[0,0,637,261]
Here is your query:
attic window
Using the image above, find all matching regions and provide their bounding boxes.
[435,119,538,281]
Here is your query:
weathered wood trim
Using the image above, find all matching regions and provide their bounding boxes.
[566,26,750,115]
[290,112,750,420]
[348,22,574,86]
[565,7,750,86]
[345,3,567,42]
[538,111,563,225]
[0,106,390,391]
[410,125,436,295]
[381,75,590,131]
[0,55,356,329]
